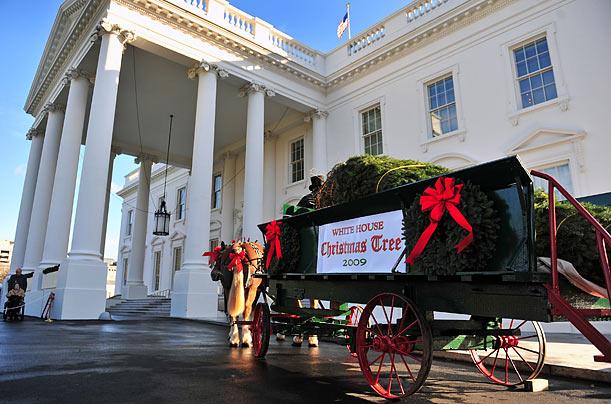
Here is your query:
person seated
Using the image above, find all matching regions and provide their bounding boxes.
[7,283,25,299]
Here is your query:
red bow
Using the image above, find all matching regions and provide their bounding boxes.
[265,220,282,269]
[227,250,246,273]
[202,246,222,266]
[406,177,473,265]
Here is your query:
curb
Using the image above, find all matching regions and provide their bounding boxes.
[433,351,611,384]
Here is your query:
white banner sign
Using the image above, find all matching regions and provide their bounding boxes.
[316,210,404,274]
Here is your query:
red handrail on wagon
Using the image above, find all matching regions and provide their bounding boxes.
[530,170,611,362]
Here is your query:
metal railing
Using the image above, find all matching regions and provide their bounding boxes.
[530,170,611,362]
[148,289,171,298]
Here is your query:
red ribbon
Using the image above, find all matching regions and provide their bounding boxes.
[202,246,222,266]
[227,250,246,273]
[265,220,282,269]
[406,177,473,265]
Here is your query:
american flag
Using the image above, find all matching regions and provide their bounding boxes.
[337,12,350,39]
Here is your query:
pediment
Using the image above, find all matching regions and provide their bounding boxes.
[120,244,131,254]
[151,236,165,246]
[508,128,585,154]
[170,230,186,241]
[429,153,476,170]
[210,220,222,232]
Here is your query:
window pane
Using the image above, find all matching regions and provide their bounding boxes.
[530,74,542,90]
[525,43,536,58]
[536,38,548,53]
[430,96,438,109]
[515,48,525,62]
[447,88,455,103]
[527,57,539,73]
[437,93,446,107]
[516,62,527,77]
[532,87,545,104]
[544,84,557,100]
[538,51,551,68]
[445,77,453,90]
[449,116,458,132]
[428,84,436,97]
[522,92,533,108]
[519,78,530,93]
[542,70,555,85]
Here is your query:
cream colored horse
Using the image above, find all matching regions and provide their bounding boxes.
[224,241,264,347]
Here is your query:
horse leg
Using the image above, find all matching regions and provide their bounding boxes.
[229,316,240,347]
[241,279,260,347]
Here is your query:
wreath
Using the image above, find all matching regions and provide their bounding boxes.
[403,178,500,275]
[263,222,301,275]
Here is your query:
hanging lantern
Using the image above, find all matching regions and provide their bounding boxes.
[152,114,174,237]
[153,199,171,236]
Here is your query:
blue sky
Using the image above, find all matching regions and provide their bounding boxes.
[0,0,408,259]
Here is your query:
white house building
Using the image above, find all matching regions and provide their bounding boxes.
[11,0,611,320]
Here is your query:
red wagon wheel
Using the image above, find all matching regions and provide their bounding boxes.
[346,305,364,357]
[469,319,546,386]
[356,293,432,399]
[252,302,270,359]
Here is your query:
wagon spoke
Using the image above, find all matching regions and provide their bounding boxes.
[514,320,527,330]
[504,348,510,384]
[388,296,395,336]
[368,352,385,367]
[475,347,497,365]
[490,348,500,376]
[399,353,416,382]
[508,351,524,382]
[509,319,514,329]
[397,319,419,336]
[393,353,406,396]
[394,347,422,363]
[514,346,540,355]
[380,299,391,336]
[369,312,387,337]
[517,334,539,340]
[375,353,386,385]
[511,347,535,371]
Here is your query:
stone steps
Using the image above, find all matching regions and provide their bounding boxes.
[107,297,171,319]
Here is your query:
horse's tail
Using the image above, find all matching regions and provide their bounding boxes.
[227,270,245,318]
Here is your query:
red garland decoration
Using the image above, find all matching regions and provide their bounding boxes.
[406,177,473,265]
[227,250,246,273]
[202,246,222,266]
[265,220,283,269]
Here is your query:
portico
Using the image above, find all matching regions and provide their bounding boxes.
[14,0,325,319]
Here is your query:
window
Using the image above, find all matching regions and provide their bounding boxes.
[427,75,458,137]
[361,105,383,155]
[210,238,219,251]
[153,251,161,291]
[126,210,133,236]
[122,258,128,286]
[289,138,305,183]
[532,163,574,200]
[173,246,182,272]
[176,187,187,220]
[513,37,557,109]
[212,174,222,209]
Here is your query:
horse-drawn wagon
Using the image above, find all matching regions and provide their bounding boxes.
[242,156,611,400]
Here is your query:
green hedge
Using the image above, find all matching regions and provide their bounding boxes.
[316,155,449,208]
[534,190,611,285]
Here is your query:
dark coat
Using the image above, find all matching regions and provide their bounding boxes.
[8,273,33,291]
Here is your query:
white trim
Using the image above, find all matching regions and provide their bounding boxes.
[287,135,306,185]
[429,152,477,169]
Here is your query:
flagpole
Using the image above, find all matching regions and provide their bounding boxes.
[346,2,351,40]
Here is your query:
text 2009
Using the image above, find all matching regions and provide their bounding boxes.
[342,258,367,267]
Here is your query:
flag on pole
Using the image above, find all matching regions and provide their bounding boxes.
[337,12,350,39]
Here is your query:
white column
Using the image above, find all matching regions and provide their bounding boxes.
[242,83,274,240]
[10,129,44,272]
[310,109,328,175]
[263,132,278,221]
[171,61,227,319]
[39,70,91,274]
[100,150,118,257]
[221,152,236,243]
[54,23,134,320]
[123,157,152,299]
[22,104,65,275]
